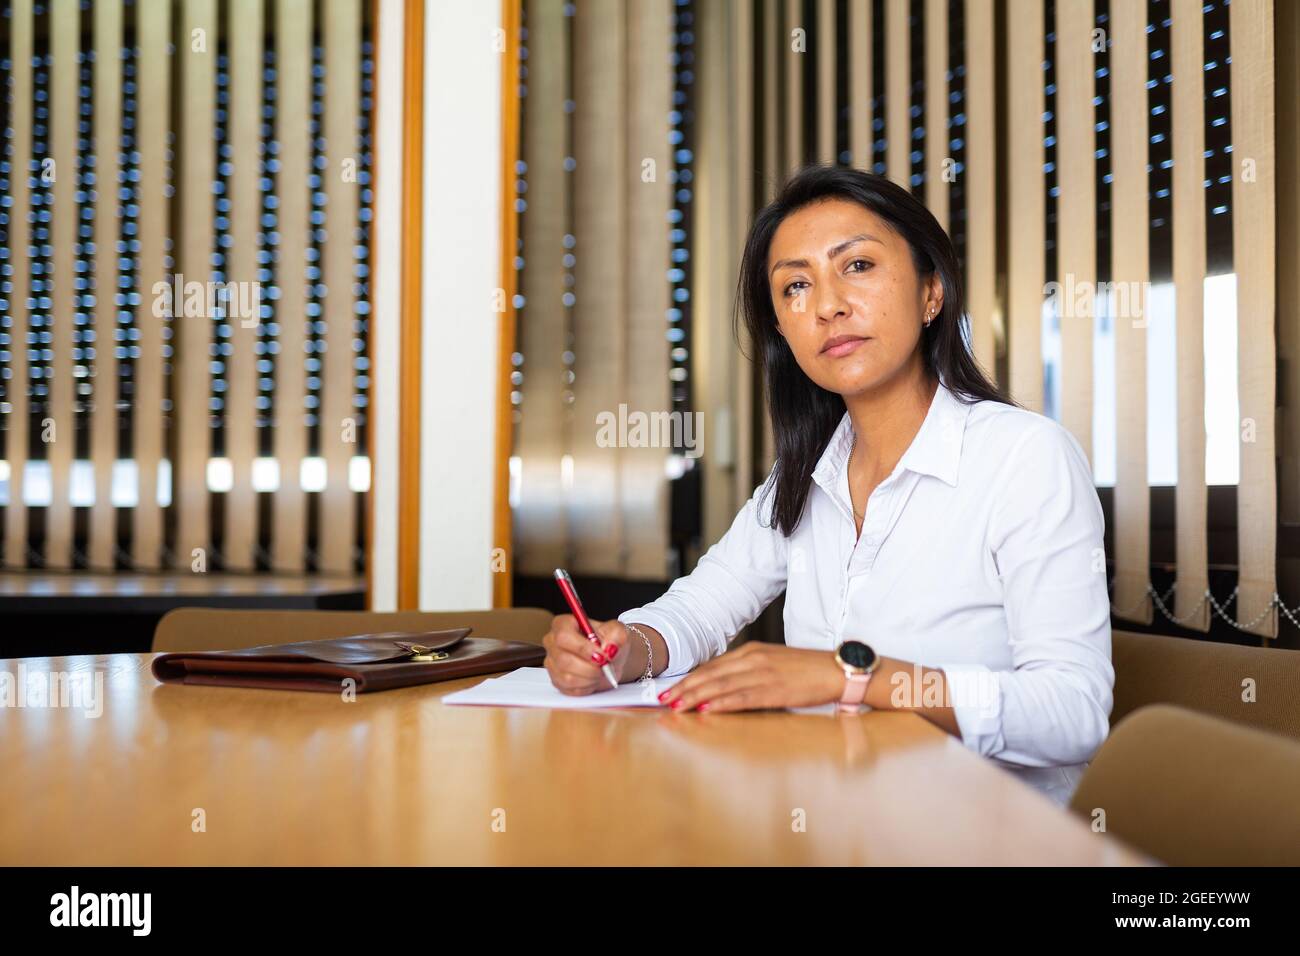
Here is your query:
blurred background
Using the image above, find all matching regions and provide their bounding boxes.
[0,0,1296,656]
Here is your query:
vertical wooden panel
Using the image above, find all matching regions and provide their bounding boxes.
[514,0,568,576]
[1054,0,1094,459]
[623,0,673,579]
[885,0,909,186]
[816,0,836,164]
[1278,0,1300,636]
[753,0,779,482]
[570,0,626,575]
[493,0,521,606]
[5,0,33,567]
[743,0,759,494]
[784,0,804,177]
[89,0,124,570]
[697,0,735,544]
[762,0,779,200]
[320,0,361,574]
[849,0,872,170]
[1230,0,1278,638]
[132,0,170,569]
[1279,0,1300,528]
[1006,0,1044,411]
[47,0,78,569]
[397,0,423,607]
[1110,0,1152,624]
[176,0,216,569]
[272,0,311,571]
[225,0,263,571]
[964,0,997,378]
[1171,0,1210,631]
[924,0,948,229]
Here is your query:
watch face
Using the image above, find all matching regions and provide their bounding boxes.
[838,640,876,670]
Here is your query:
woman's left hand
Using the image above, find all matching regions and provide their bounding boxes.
[656,641,846,713]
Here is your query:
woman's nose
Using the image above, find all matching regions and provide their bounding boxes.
[813,285,850,323]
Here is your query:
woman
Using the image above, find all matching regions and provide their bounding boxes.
[542,164,1113,806]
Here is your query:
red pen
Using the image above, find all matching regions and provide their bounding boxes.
[553,568,620,690]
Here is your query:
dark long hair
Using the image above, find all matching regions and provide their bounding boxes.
[736,164,1013,536]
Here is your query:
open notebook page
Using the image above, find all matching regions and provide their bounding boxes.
[442,667,685,710]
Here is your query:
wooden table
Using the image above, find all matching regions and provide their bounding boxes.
[0,653,1151,866]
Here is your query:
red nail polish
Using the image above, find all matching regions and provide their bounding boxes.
[698,702,711,713]
[591,653,604,664]
[605,644,619,659]
[657,690,671,702]
[671,699,684,710]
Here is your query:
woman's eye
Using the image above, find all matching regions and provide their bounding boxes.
[847,258,873,274]
[782,280,808,298]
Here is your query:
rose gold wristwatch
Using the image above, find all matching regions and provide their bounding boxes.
[835,640,879,714]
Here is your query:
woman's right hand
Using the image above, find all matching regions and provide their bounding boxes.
[542,614,632,695]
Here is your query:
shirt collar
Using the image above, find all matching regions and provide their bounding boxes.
[810,377,972,495]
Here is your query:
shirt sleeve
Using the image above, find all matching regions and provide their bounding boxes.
[619,466,789,677]
[943,419,1115,768]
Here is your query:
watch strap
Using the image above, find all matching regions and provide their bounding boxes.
[838,670,872,712]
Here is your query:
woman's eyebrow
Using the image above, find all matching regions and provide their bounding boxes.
[769,233,882,277]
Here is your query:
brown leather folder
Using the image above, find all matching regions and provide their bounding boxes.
[151,628,546,694]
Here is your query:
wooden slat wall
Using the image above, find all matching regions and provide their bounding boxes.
[225,0,263,571]
[1,0,370,575]
[622,0,673,579]
[89,0,124,570]
[1006,0,1044,411]
[512,0,673,580]
[176,0,216,569]
[1230,0,1278,638]
[5,0,33,567]
[964,0,997,378]
[1054,0,1095,459]
[320,0,362,574]
[272,0,312,572]
[514,0,568,576]
[1171,0,1210,631]
[132,0,170,570]
[885,0,909,186]
[47,0,77,569]
[571,0,627,575]
[1109,0,1152,625]
[923,0,948,230]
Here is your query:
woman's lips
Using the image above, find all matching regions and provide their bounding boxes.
[820,335,869,357]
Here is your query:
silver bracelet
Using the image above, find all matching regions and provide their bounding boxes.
[624,623,655,682]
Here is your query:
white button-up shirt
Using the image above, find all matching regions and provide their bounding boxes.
[620,380,1114,806]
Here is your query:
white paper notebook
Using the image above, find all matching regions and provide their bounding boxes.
[442,667,685,710]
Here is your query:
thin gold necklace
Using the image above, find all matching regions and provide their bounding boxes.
[848,434,865,520]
